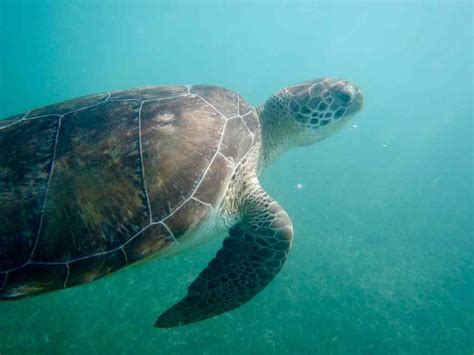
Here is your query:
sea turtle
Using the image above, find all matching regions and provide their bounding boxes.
[0,78,363,327]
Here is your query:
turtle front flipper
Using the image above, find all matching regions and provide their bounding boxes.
[154,187,293,328]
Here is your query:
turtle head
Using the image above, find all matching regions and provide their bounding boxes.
[258,78,364,165]
[286,78,363,140]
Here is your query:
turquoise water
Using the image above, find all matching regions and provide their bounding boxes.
[0,0,472,354]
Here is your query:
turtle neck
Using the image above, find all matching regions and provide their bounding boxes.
[256,96,300,169]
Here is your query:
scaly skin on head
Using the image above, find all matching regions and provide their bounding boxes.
[257,78,364,168]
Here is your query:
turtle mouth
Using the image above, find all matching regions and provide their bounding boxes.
[343,86,364,116]
[327,80,364,118]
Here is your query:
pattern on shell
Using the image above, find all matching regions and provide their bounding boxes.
[0,85,259,298]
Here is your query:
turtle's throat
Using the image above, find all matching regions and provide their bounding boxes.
[256,104,298,169]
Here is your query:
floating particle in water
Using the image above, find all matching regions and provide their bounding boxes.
[296,183,304,189]
[382,144,387,148]
[353,124,358,128]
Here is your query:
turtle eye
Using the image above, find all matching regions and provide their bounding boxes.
[334,90,352,105]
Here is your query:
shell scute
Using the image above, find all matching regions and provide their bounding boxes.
[32,100,149,262]
[140,95,224,221]
[109,86,188,101]
[191,85,238,118]
[194,153,233,206]
[0,264,66,299]
[220,117,253,162]
[164,198,211,242]
[0,116,59,270]
[67,249,127,287]
[29,92,109,117]
[123,223,173,263]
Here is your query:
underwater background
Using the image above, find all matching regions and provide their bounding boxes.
[0,0,472,354]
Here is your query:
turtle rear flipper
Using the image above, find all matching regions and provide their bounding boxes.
[154,185,293,328]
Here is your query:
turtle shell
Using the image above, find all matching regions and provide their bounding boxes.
[0,85,259,299]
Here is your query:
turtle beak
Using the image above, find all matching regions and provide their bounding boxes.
[344,84,364,116]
